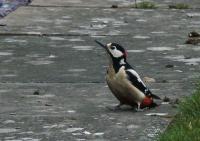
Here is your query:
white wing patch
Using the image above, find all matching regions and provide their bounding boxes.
[126,69,146,87]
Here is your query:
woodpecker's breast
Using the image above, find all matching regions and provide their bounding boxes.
[106,65,145,105]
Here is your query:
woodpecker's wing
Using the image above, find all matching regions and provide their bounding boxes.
[125,68,160,99]
[125,69,161,99]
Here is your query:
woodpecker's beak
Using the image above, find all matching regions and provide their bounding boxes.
[95,40,106,49]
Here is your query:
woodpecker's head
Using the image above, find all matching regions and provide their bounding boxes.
[95,40,127,61]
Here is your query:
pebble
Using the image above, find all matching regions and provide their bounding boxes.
[163,96,170,102]
[33,90,40,95]
[165,64,174,68]
[111,5,118,8]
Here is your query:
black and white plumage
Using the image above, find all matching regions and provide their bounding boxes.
[95,40,160,110]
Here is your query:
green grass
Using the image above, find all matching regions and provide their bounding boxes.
[168,3,190,9]
[132,1,157,9]
[157,83,200,141]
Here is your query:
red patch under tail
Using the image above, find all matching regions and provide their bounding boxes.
[140,97,158,109]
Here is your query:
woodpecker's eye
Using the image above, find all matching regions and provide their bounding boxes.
[110,46,116,50]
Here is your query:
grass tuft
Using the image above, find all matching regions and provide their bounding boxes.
[157,82,200,141]
[132,1,157,9]
[168,3,190,9]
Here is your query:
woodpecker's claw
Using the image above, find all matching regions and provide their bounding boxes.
[106,103,123,111]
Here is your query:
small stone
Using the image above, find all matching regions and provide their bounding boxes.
[161,80,168,83]
[163,96,170,102]
[33,90,40,95]
[184,56,191,59]
[165,64,174,68]
[174,98,180,104]
[111,5,118,8]
[45,103,53,106]
[124,20,128,23]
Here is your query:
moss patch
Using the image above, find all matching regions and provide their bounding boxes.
[132,1,157,9]
[169,3,190,9]
[157,83,200,141]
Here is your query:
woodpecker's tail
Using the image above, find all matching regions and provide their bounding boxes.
[140,96,160,109]
[151,93,161,100]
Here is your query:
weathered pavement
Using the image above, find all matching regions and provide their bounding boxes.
[0,0,200,141]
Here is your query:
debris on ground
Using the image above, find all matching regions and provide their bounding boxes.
[143,77,156,83]
[145,113,168,116]
[170,98,180,105]
[163,96,170,102]
[165,64,174,68]
[45,103,53,106]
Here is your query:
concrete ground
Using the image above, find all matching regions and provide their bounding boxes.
[0,0,200,141]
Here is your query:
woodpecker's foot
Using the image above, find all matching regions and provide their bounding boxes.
[135,107,149,112]
[106,103,123,111]
[135,103,149,112]
[135,108,144,112]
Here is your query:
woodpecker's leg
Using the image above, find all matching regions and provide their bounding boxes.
[135,102,144,112]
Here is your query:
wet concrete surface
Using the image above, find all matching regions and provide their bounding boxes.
[0,83,192,141]
[0,0,200,141]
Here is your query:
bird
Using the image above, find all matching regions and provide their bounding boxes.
[188,31,200,38]
[95,40,160,111]
[185,31,200,45]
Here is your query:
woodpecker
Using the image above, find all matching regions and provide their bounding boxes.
[95,40,160,110]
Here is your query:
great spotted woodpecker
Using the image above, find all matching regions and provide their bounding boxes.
[95,40,160,111]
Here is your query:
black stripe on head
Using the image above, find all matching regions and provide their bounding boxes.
[111,43,126,54]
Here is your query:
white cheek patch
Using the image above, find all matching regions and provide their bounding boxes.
[110,48,123,58]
